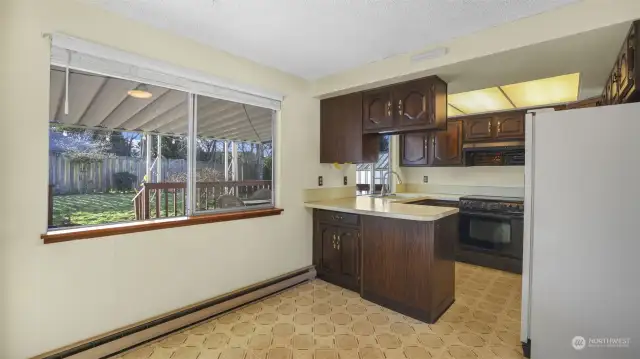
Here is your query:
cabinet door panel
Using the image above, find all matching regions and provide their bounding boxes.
[610,62,621,104]
[396,82,431,127]
[495,112,525,139]
[431,121,463,166]
[400,133,429,166]
[337,228,360,286]
[619,26,636,100]
[363,89,394,132]
[320,225,339,273]
[463,116,494,141]
[321,93,378,163]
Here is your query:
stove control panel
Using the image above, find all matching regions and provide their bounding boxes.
[459,200,524,214]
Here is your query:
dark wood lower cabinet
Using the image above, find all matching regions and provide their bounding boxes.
[313,210,361,292]
[361,215,456,323]
[314,209,457,323]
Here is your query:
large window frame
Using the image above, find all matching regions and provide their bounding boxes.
[43,35,282,243]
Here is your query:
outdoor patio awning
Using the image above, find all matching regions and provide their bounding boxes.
[49,66,273,143]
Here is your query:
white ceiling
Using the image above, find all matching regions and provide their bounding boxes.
[86,0,579,79]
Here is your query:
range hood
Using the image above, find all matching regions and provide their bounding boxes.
[463,141,525,151]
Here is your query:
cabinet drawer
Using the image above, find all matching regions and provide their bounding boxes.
[317,210,359,226]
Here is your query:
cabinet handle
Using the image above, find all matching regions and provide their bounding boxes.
[432,137,436,147]
[386,101,392,117]
[488,122,492,133]
[332,234,337,249]
[497,121,501,133]
[397,100,403,116]
[337,235,341,250]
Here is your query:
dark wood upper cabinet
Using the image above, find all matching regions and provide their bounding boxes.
[320,93,379,163]
[363,76,447,134]
[602,21,639,105]
[431,121,463,166]
[463,116,494,141]
[400,120,463,167]
[562,96,601,110]
[362,89,394,132]
[400,132,429,166]
[462,111,525,142]
[393,78,447,131]
[495,112,525,139]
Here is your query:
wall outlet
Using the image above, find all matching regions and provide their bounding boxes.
[423,176,429,183]
[318,176,323,186]
[343,176,348,185]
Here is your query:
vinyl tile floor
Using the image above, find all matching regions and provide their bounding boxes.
[113,262,524,359]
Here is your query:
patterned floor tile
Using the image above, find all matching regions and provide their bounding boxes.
[112,263,523,359]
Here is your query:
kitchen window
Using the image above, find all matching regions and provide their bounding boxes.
[43,35,281,243]
[356,135,390,195]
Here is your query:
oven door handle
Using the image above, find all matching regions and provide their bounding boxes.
[460,211,520,220]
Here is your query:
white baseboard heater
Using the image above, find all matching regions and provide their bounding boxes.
[34,266,316,359]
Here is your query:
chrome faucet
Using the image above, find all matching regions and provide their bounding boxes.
[381,171,403,196]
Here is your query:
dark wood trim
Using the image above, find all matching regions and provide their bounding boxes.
[42,208,284,244]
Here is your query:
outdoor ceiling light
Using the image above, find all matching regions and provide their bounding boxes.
[128,84,153,99]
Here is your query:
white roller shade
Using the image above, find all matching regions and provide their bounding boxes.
[49,33,282,111]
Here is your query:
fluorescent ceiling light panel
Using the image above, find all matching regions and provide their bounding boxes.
[448,87,514,114]
[500,73,580,107]
[448,105,464,117]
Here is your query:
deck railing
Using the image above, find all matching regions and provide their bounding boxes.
[132,180,272,220]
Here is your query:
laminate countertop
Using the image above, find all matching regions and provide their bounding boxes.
[304,194,459,222]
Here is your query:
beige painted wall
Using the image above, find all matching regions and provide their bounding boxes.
[0,0,346,357]
[313,0,640,97]
[401,166,525,188]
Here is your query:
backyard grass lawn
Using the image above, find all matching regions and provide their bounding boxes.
[52,193,186,227]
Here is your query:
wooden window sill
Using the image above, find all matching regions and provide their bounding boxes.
[41,208,284,244]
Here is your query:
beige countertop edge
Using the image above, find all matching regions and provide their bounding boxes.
[303,201,459,222]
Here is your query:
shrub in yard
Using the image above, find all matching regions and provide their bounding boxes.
[113,172,137,192]
[166,167,223,182]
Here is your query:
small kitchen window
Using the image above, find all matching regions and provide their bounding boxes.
[356,135,390,195]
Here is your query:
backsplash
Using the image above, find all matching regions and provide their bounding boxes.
[396,166,524,197]
[400,166,525,187]
[303,186,356,202]
[400,183,524,197]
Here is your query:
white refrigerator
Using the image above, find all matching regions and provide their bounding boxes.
[521,103,640,358]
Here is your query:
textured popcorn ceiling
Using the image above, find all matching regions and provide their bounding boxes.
[114,262,524,359]
[87,0,578,79]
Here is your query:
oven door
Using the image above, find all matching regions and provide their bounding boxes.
[459,211,523,259]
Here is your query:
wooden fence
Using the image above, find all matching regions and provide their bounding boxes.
[49,154,261,194]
